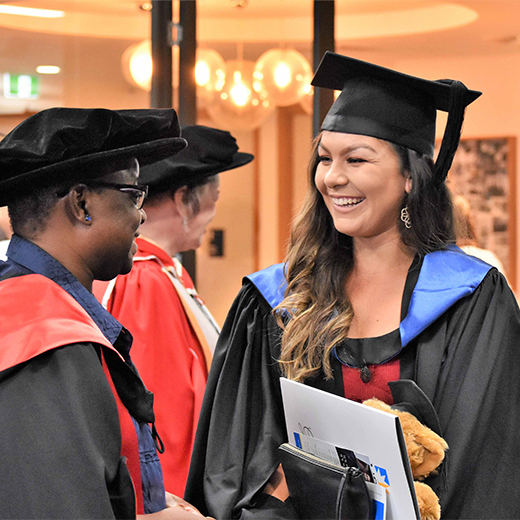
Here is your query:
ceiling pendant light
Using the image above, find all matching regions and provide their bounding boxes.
[253,48,313,107]
[206,59,274,131]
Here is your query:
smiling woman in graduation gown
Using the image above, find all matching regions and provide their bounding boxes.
[185,53,520,520]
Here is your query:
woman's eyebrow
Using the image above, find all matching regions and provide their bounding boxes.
[318,143,376,154]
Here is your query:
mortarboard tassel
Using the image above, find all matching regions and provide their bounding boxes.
[434,80,469,182]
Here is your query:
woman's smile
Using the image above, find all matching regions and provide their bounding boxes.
[330,196,365,209]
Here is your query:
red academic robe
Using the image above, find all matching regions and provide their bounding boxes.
[0,273,144,517]
[94,237,210,496]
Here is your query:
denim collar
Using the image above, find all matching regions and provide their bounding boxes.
[4,234,124,347]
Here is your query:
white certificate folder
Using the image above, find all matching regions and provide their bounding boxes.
[280,377,420,520]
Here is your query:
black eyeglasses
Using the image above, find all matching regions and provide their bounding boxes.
[87,182,149,209]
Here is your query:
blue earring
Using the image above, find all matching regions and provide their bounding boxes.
[85,213,91,222]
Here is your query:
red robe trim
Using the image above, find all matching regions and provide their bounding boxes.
[93,237,209,496]
[0,273,144,513]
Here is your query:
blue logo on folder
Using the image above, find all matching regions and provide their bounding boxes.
[293,432,302,448]
[374,466,390,486]
[373,499,385,520]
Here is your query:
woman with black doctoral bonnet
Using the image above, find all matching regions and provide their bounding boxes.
[0,107,208,519]
[185,52,520,519]
[94,124,253,497]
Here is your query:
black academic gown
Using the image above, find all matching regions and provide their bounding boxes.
[0,271,154,519]
[185,248,520,520]
[0,344,135,519]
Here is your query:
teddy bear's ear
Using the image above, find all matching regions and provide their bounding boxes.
[398,412,448,478]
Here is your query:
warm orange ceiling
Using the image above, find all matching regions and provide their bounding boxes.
[0,1,478,41]
[0,0,519,64]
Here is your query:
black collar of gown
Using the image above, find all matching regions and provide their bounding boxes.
[334,254,422,367]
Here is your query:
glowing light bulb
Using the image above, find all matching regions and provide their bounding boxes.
[195,60,211,87]
[121,40,153,91]
[228,71,251,106]
[130,52,152,88]
[273,62,291,89]
[195,48,226,106]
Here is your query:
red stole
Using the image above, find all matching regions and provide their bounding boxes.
[0,273,144,513]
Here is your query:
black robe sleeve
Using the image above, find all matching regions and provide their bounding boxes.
[416,269,520,519]
[0,343,135,519]
[185,281,295,520]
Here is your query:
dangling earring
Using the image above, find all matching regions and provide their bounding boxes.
[182,216,189,232]
[400,206,411,229]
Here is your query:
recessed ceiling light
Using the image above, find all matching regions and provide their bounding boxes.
[230,0,248,8]
[0,5,64,18]
[36,65,61,74]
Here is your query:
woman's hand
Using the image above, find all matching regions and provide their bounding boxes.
[165,492,204,515]
[137,492,214,520]
[263,464,290,501]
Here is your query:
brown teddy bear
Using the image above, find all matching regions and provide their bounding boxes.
[362,398,448,520]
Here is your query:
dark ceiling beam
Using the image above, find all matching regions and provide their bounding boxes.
[313,0,335,137]
[151,0,173,108]
[177,0,198,283]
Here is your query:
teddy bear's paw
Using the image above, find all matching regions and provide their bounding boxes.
[414,481,441,520]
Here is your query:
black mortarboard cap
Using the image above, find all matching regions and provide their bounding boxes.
[140,124,254,196]
[0,107,187,207]
[311,52,481,181]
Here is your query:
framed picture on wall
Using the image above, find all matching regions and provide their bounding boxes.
[441,136,517,290]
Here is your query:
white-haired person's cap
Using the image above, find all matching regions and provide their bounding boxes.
[139,125,254,196]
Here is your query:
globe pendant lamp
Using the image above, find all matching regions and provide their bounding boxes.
[206,60,274,131]
[195,48,226,107]
[122,39,153,91]
[253,48,313,107]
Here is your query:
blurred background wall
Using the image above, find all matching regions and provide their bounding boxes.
[0,0,518,323]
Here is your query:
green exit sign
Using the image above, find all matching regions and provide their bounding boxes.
[3,73,39,99]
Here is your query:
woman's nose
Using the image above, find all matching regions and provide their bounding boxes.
[324,162,349,188]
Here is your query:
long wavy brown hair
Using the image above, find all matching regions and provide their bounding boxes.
[275,134,455,382]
